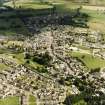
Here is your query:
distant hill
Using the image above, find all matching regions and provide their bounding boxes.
[70,0,105,5]
[46,0,105,6]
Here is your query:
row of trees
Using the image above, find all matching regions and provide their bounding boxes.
[71,0,102,4]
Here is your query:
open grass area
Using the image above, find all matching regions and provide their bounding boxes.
[12,53,46,73]
[5,1,53,9]
[0,48,12,54]
[81,9,105,21]
[5,2,52,9]
[13,53,42,66]
[0,63,8,71]
[55,3,79,13]
[0,47,45,72]
[0,96,20,105]
[72,95,87,105]
[70,52,105,70]
[13,53,25,64]
[17,2,53,9]
[81,9,105,40]
[29,95,37,105]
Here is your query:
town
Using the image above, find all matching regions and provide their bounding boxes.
[0,0,105,105]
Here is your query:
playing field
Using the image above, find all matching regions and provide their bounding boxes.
[0,97,20,105]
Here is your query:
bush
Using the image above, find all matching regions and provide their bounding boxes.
[24,53,31,59]
[36,67,48,73]
[26,60,30,64]
[33,52,52,65]
[90,68,100,73]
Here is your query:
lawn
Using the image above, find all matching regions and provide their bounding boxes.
[0,48,12,54]
[0,96,20,105]
[55,3,79,13]
[80,8,105,40]
[12,53,25,64]
[29,95,37,105]
[13,53,40,66]
[70,52,105,70]
[0,63,8,71]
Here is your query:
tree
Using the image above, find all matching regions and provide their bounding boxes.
[0,0,4,6]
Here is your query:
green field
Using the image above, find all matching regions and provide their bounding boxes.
[0,63,8,71]
[13,53,43,67]
[71,95,87,105]
[70,52,105,70]
[5,1,53,9]
[0,96,20,105]
[29,95,37,105]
